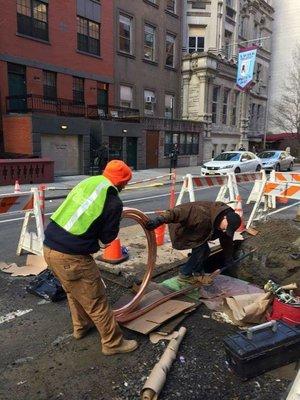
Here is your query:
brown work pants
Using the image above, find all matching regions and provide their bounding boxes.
[43,246,123,350]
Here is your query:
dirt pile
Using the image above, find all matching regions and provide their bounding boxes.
[238,220,300,287]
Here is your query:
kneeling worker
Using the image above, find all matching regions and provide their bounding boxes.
[146,201,241,284]
[44,160,138,356]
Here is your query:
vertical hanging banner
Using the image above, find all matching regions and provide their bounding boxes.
[236,46,257,91]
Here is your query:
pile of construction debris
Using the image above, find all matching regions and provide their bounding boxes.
[238,219,300,287]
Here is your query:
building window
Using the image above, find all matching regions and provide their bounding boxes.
[224,30,233,59]
[166,0,176,13]
[17,0,48,41]
[73,77,84,104]
[119,14,132,54]
[164,132,199,156]
[192,1,206,9]
[144,90,156,116]
[120,85,133,108]
[222,88,230,125]
[231,91,239,126]
[188,36,205,53]
[239,16,246,37]
[165,33,175,67]
[43,70,57,100]
[212,86,219,123]
[77,17,100,56]
[165,94,174,119]
[144,24,156,61]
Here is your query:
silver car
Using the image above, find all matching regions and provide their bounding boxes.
[258,150,294,171]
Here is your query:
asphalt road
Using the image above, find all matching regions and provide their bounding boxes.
[0,171,299,400]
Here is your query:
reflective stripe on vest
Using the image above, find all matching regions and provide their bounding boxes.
[51,175,116,235]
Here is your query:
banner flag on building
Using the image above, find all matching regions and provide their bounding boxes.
[236,46,257,90]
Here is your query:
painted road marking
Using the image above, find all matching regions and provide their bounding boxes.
[0,309,33,324]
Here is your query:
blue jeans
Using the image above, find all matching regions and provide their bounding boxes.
[180,242,211,277]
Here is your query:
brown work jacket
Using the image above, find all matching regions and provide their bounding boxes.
[163,201,231,250]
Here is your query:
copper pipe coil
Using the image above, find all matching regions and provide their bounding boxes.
[113,207,157,319]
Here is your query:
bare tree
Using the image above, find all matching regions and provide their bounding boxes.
[269,44,300,133]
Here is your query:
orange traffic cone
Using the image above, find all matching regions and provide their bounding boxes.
[14,180,21,193]
[154,224,166,246]
[98,238,129,264]
[235,195,246,233]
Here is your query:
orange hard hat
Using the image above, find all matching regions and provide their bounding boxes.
[103,160,132,186]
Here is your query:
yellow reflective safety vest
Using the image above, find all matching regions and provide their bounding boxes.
[51,175,117,235]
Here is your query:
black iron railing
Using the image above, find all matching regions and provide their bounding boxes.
[86,104,140,121]
[6,94,140,121]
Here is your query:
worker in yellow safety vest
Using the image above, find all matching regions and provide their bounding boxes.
[43,160,138,356]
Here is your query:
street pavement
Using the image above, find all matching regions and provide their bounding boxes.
[0,167,299,399]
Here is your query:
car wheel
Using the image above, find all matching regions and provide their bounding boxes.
[275,163,281,171]
[256,165,261,172]
[288,162,293,171]
[234,167,241,174]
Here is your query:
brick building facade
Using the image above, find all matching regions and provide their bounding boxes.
[0,0,114,175]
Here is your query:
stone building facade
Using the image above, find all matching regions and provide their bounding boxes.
[181,0,274,160]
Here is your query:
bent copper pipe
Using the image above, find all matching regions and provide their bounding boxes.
[113,207,157,319]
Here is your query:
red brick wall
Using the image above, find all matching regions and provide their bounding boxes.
[27,67,43,96]
[57,73,73,100]
[3,115,33,154]
[85,79,97,105]
[0,0,114,105]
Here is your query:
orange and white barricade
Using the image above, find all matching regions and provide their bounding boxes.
[0,188,44,256]
[270,171,300,184]
[176,173,237,206]
[247,175,300,229]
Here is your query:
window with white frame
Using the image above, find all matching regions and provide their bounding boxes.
[165,94,174,119]
[231,91,239,126]
[188,37,205,53]
[144,90,156,116]
[166,0,176,13]
[222,88,230,125]
[165,33,175,67]
[212,86,219,123]
[120,85,133,108]
[224,30,233,59]
[144,24,156,61]
[119,14,132,54]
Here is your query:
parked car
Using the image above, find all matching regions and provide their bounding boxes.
[258,150,294,171]
[201,151,262,176]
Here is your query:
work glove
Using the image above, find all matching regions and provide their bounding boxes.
[145,215,166,230]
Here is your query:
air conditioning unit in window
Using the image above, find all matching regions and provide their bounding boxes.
[145,96,156,103]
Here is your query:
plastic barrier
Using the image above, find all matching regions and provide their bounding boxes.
[176,173,236,206]
[270,171,300,183]
[176,171,265,207]
[0,189,44,256]
[247,173,300,228]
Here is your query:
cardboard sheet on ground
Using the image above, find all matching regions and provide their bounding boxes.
[123,299,194,334]
[223,292,272,326]
[0,255,47,277]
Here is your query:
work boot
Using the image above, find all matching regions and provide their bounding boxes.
[102,339,138,356]
[178,273,215,286]
[73,324,94,340]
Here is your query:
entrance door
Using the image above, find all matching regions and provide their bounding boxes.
[126,137,137,170]
[146,131,159,168]
[8,63,27,112]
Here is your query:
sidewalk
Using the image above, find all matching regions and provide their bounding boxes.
[0,166,201,196]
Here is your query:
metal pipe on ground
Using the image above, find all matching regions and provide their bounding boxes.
[113,208,157,319]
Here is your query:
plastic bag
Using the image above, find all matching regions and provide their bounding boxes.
[26,269,66,302]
